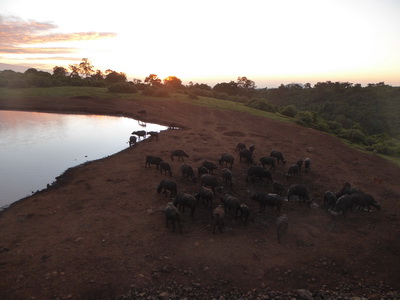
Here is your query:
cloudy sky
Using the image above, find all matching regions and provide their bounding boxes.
[1,0,399,87]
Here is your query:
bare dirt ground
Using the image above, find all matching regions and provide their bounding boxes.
[0,97,399,300]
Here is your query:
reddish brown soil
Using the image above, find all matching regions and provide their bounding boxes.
[0,97,399,300]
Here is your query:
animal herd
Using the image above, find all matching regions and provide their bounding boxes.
[142,141,381,243]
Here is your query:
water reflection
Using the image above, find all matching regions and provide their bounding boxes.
[0,110,167,208]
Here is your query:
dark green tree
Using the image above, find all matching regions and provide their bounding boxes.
[144,74,162,87]
[163,76,183,90]
[53,66,68,77]
[105,70,127,85]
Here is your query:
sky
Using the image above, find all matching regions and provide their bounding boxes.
[0,0,399,88]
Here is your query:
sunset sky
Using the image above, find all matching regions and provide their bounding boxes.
[1,0,399,87]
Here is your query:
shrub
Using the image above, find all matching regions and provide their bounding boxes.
[295,111,314,126]
[280,105,297,117]
[153,88,169,97]
[246,99,276,113]
[340,129,366,144]
[108,82,138,93]
[315,120,330,132]
[327,120,343,131]
[187,93,198,100]
[142,87,155,96]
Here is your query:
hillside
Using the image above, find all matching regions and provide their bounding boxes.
[0,96,399,300]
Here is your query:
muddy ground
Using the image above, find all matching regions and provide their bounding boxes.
[0,97,399,300]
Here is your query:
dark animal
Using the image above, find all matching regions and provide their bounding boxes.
[350,193,381,212]
[286,164,300,180]
[236,142,246,152]
[171,150,189,161]
[323,191,337,211]
[129,135,137,146]
[270,150,286,164]
[246,165,273,184]
[272,180,285,196]
[286,184,311,205]
[159,161,172,176]
[147,131,159,141]
[132,130,147,139]
[240,203,250,224]
[331,194,353,218]
[221,168,233,188]
[296,159,304,173]
[173,193,197,217]
[181,163,197,182]
[239,148,254,163]
[202,161,218,174]
[138,110,147,116]
[276,215,288,243]
[197,166,209,177]
[304,158,311,173]
[194,186,213,209]
[145,156,163,169]
[249,144,255,153]
[200,174,220,194]
[259,156,276,170]
[157,178,177,197]
[164,202,182,233]
[213,205,225,233]
[335,182,361,198]
[220,194,241,220]
[218,153,234,169]
[250,192,283,214]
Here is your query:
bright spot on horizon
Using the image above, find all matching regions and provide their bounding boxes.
[0,0,399,87]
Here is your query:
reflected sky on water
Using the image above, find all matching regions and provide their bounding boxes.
[0,110,167,208]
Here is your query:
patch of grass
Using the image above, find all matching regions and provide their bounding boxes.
[0,87,287,122]
[179,94,291,122]
[0,87,139,100]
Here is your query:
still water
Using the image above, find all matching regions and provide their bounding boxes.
[0,110,167,209]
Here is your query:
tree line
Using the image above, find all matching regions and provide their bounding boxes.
[1,59,399,157]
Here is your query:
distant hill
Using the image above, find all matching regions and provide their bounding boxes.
[0,63,51,74]
[0,63,31,73]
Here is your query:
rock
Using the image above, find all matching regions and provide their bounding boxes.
[296,289,313,300]
[158,291,169,300]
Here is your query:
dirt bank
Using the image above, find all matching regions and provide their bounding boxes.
[0,97,399,299]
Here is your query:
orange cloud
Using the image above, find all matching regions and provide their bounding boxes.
[0,15,117,54]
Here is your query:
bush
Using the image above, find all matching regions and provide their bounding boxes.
[280,105,297,117]
[108,83,138,93]
[340,129,366,144]
[327,120,343,131]
[142,87,155,96]
[246,99,276,113]
[153,88,169,97]
[187,93,199,100]
[315,120,330,132]
[295,111,314,126]
[215,92,229,100]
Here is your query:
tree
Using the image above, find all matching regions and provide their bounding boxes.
[69,64,81,78]
[79,58,95,78]
[25,68,39,75]
[237,76,256,90]
[105,70,127,85]
[144,74,162,87]
[163,76,183,90]
[53,66,68,77]
[213,81,238,95]
[236,76,256,97]
[90,70,104,81]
